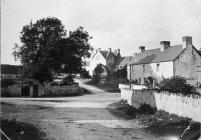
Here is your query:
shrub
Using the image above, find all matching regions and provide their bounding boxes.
[158,76,196,95]
[91,64,104,84]
[62,75,74,85]
[112,65,127,80]
[80,69,91,79]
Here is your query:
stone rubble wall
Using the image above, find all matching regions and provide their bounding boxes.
[120,87,201,123]
[154,92,201,123]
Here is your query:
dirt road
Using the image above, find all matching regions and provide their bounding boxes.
[1,80,175,140]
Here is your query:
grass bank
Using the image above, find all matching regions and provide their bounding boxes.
[0,119,46,140]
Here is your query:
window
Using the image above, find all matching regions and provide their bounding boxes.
[144,78,147,84]
[156,63,160,72]
[143,65,145,73]
[138,78,141,84]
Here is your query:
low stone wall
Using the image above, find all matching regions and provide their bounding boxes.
[154,92,201,123]
[132,90,156,108]
[120,89,133,105]
[120,88,201,123]
[1,87,21,97]
[40,84,82,96]
[121,89,156,108]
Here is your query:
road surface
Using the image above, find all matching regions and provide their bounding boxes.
[1,80,178,140]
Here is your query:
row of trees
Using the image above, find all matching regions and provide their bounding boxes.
[13,17,93,82]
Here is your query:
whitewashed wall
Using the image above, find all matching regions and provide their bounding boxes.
[150,61,174,79]
[120,88,201,123]
[154,92,201,123]
[120,89,133,105]
[130,61,174,84]
[86,51,106,75]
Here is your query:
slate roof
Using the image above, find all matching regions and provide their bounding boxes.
[1,64,22,74]
[115,56,134,66]
[130,45,185,65]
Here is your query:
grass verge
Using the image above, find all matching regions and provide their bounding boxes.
[107,100,201,138]
[0,119,46,140]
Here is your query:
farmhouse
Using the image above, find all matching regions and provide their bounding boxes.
[128,36,201,87]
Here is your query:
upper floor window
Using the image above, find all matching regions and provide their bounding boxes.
[143,65,145,73]
[156,63,160,72]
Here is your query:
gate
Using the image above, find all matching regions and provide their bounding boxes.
[33,85,38,97]
[21,85,30,96]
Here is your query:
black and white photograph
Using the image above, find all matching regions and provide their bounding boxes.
[1,0,201,139]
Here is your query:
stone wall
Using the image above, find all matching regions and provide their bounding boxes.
[121,89,156,108]
[154,92,201,123]
[40,84,82,96]
[120,88,201,123]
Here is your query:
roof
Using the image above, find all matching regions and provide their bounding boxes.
[130,45,185,65]
[1,64,22,74]
[115,56,134,66]
[198,50,201,55]
[100,51,109,58]
[100,50,120,60]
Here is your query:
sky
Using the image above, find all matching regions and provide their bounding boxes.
[1,0,201,65]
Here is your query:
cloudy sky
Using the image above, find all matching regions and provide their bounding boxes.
[1,0,201,65]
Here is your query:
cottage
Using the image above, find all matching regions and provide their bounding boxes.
[85,48,121,76]
[128,36,201,87]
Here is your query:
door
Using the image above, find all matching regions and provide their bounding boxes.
[21,85,30,96]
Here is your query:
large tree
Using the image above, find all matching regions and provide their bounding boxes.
[13,17,93,82]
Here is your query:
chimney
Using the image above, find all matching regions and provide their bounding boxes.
[108,48,111,52]
[160,41,170,51]
[117,49,120,54]
[182,36,192,48]
[133,53,137,56]
[139,46,145,52]
[96,48,101,53]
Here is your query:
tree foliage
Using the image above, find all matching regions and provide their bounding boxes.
[92,64,104,83]
[158,76,196,95]
[13,17,93,82]
[111,65,127,80]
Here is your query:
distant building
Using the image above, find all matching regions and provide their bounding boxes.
[128,36,201,86]
[1,64,22,79]
[85,48,122,76]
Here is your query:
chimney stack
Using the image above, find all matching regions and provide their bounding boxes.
[160,41,170,51]
[133,53,138,57]
[139,46,145,52]
[117,49,120,54]
[182,36,192,48]
[96,48,101,53]
[108,48,111,52]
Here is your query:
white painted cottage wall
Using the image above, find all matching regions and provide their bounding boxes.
[87,51,106,75]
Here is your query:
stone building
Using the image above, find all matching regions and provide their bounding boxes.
[128,36,201,86]
[85,48,122,76]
